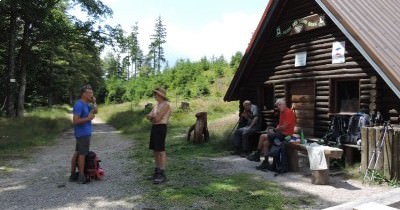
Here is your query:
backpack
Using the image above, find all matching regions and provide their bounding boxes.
[323,115,347,146]
[84,151,104,181]
[268,139,289,174]
[341,113,370,144]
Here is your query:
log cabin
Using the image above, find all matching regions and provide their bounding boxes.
[224,0,400,137]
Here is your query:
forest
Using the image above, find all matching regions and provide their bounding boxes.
[0,0,243,118]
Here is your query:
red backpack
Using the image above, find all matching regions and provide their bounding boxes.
[85,151,104,181]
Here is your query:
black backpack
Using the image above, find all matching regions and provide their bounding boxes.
[268,139,289,174]
[323,115,347,145]
[341,113,370,144]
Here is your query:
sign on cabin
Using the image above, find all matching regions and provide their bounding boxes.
[295,51,307,67]
[276,14,327,38]
[332,41,346,64]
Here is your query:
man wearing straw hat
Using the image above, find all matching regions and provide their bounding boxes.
[146,87,171,184]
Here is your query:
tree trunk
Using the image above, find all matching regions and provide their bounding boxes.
[17,22,31,118]
[7,0,17,118]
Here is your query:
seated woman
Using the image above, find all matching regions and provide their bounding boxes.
[247,98,296,170]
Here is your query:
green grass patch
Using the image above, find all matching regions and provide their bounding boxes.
[0,105,71,163]
[98,97,315,209]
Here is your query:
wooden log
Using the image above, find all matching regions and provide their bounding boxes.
[287,145,299,172]
[272,67,366,78]
[316,86,330,91]
[266,73,369,84]
[295,127,314,136]
[367,128,376,169]
[371,76,377,84]
[361,127,369,172]
[316,91,330,96]
[316,96,329,101]
[369,103,377,110]
[316,101,329,107]
[316,107,329,113]
[311,169,330,185]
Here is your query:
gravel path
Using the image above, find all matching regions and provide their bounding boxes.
[0,118,143,210]
[207,156,392,209]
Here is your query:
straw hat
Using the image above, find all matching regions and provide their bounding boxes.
[153,88,168,100]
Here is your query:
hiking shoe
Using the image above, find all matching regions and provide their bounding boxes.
[147,168,160,180]
[69,172,79,182]
[246,152,261,162]
[256,160,270,171]
[153,172,167,184]
[78,174,88,184]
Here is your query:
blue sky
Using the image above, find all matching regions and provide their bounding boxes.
[70,0,269,65]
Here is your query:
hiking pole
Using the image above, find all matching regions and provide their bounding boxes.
[363,121,390,183]
[229,121,239,136]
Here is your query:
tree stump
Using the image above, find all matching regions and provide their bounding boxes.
[180,102,190,111]
[187,112,209,144]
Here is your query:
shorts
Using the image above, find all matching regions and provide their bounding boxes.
[75,136,91,155]
[149,124,167,152]
[267,132,285,145]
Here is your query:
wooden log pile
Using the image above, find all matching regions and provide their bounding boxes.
[361,127,400,180]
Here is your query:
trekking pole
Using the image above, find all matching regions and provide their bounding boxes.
[363,121,390,183]
[229,121,239,136]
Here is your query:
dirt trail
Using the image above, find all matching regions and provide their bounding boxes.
[0,118,143,210]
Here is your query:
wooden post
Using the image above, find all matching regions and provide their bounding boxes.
[361,127,369,172]
[395,131,400,180]
[344,146,354,167]
[384,129,392,179]
[376,128,384,171]
[368,128,376,169]
[311,157,330,185]
[287,144,299,172]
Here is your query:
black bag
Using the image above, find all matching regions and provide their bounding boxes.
[323,115,347,145]
[268,139,288,174]
[341,113,370,144]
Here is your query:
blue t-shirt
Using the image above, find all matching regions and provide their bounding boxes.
[73,100,92,138]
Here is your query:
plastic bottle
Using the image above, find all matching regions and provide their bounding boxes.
[300,129,305,144]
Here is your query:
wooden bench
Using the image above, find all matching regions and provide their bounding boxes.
[287,142,343,185]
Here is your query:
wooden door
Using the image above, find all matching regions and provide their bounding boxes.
[288,81,315,136]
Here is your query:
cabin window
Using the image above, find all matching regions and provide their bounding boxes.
[334,80,359,113]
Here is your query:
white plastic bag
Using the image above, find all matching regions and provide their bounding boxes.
[306,143,328,170]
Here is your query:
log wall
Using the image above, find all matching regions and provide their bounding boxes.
[237,0,400,136]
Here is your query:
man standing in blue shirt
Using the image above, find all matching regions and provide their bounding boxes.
[69,85,97,184]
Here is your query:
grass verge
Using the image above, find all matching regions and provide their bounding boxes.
[99,97,315,209]
[0,105,71,164]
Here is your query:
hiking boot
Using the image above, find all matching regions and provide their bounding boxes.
[78,174,88,184]
[69,172,79,182]
[147,168,160,180]
[246,152,261,162]
[256,160,270,171]
[153,171,167,184]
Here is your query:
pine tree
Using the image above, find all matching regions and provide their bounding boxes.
[127,22,142,78]
[149,16,167,73]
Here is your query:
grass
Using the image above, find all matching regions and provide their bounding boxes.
[0,105,71,163]
[98,97,316,209]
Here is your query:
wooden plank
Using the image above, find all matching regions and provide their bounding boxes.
[291,95,315,103]
[368,128,376,169]
[361,127,369,172]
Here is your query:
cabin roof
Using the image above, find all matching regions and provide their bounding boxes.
[224,0,400,101]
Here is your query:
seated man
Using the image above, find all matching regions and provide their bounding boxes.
[231,100,260,156]
[247,98,296,170]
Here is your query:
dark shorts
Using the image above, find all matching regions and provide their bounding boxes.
[149,124,167,152]
[267,132,285,145]
[75,136,91,155]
